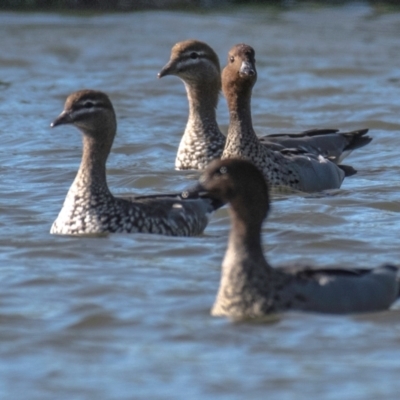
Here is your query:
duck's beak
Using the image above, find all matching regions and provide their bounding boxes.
[50,110,72,128]
[181,182,225,210]
[181,182,206,199]
[158,60,177,78]
[239,61,256,77]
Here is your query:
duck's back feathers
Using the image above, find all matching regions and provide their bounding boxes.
[281,264,400,314]
[262,128,372,164]
[50,184,218,237]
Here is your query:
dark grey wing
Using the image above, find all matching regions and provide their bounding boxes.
[260,128,371,163]
[127,186,225,212]
[280,264,400,313]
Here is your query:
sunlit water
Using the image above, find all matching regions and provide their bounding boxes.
[1,4,400,399]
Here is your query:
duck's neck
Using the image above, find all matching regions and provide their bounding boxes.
[225,210,268,270]
[224,86,259,150]
[73,130,113,196]
[218,207,271,301]
[183,80,221,138]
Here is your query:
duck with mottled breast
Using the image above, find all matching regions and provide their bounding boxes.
[158,39,225,170]
[50,89,222,236]
[221,43,360,192]
[196,158,400,319]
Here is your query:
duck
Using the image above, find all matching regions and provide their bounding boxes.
[221,43,359,192]
[158,39,225,170]
[50,89,222,236]
[195,158,400,318]
[158,39,371,171]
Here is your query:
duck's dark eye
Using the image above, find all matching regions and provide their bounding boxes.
[229,56,234,63]
[219,166,228,175]
[190,52,199,59]
[83,101,94,108]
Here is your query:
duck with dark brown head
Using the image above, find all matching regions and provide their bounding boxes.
[197,158,399,319]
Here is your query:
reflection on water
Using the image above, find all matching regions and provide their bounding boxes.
[1,4,400,399]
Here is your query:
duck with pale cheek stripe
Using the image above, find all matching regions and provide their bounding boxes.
[50,89,222,236]
[195,158,400,319]
[221,43,362,192]
[159,40,225,170]
[158,39,371,171]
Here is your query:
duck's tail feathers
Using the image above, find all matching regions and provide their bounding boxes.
[342,129,372,152]
[338,164,357,177]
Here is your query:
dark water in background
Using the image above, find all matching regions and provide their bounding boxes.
[1,4,400,399]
